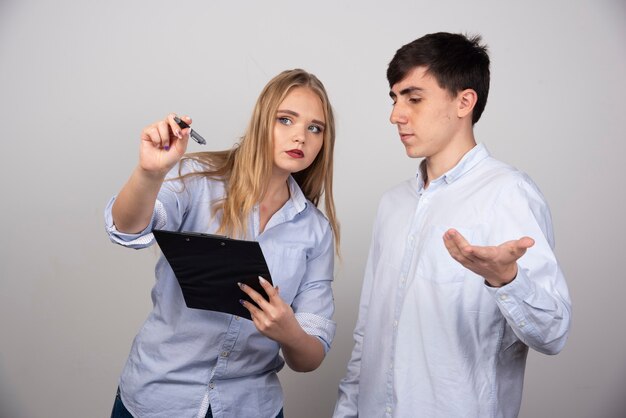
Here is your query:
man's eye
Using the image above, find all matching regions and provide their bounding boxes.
[278,117,292,125]
[409,97,421,104]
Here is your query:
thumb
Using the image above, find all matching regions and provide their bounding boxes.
[518,236,535,250]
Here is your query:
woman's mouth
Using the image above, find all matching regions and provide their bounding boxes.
[286,149,304,158]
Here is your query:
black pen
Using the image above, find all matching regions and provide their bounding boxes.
[174,116,206,145]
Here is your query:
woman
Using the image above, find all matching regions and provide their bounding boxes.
[105,69,339,418]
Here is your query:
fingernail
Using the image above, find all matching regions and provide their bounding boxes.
[258,276,267,284]
[175,130,182,139]
[237,282,244,288]
[164,146,170,151]
[238,299,245,305]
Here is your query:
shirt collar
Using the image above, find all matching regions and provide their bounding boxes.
[287,175,308,214]
[416,143,490,188]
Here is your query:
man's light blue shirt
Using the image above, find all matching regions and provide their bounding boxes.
[334,144,571,418]
[105,159,336,418]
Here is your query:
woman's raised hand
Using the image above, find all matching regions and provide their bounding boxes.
[138,113,192,176]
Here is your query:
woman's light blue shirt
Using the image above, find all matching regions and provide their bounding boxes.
[105,159,336,418]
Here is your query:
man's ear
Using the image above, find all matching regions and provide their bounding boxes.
[457,89,477,119]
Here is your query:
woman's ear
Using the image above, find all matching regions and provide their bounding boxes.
[457,89,477,119]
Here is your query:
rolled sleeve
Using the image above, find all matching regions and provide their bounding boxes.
[104,197,168,248]
[295,312,336,354]
[291,222,336,353]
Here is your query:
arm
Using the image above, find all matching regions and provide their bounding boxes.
[112,114,191,233]
[333,210,381,418]
[239,222,337,372]
[443,178,572,354]
[239,277,325,372]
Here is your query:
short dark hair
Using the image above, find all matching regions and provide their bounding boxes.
[387,32,490,124]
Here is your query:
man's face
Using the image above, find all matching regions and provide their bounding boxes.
[389,66,463,161]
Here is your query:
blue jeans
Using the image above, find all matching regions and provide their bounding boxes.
[111,388,285,418]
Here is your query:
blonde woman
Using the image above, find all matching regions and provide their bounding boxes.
[105,69,339,418]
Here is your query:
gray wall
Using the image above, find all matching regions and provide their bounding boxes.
[1,0,624,417]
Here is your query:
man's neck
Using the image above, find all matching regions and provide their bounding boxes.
[423,136,476,188]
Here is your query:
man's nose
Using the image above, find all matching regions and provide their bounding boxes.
[390,104,407,125]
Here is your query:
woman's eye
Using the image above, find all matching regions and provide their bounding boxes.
[278,117,292,125]
[308,125,323,134]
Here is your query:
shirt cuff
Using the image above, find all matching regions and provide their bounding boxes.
[294,312,336,354]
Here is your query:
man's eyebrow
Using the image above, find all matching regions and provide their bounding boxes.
[277,109,326,128]
[389,86,424,98]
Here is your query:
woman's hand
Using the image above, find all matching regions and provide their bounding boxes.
[238,277,300,344]
[239,277,325,372]
[138,113,192,177]
[111,113,192,233]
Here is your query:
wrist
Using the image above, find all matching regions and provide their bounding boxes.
[485,265,518,288]
[135,165,168,184]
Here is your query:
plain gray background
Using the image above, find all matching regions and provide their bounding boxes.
[1,0,624,417]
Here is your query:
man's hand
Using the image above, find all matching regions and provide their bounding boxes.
[443,228,535,287]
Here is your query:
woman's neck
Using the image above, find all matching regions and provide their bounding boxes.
[258,172,290,233]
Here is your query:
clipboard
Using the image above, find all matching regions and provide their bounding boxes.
[152,229,272,320]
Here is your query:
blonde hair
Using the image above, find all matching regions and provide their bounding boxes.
[179,69,340,252]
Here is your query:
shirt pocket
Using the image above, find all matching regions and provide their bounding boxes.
[269,246,307,305]
[415,224,474,284]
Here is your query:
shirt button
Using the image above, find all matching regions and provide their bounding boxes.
[393,320,398,328]
[234,316,240,321]
[401,276,407,284]
[499,294,508,301]
[209,382,215,389]
[386,406,392,413]
[519,321,526,327]
[221,351,229,357]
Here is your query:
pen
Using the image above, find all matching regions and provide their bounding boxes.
[173,116,206,145]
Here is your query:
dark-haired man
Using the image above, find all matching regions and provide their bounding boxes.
[334,32,571,418]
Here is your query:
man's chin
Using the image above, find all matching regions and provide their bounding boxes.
[404,146,424,159]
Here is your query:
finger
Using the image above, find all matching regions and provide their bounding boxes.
[443,234,464,260]
[167,113,183,140]
[143,125,164,148]
[518,236,535,249]
[466,245,499,262]
[258,276,279,301]
[156,120,171,149]
[239,298,262,318]
[238,282,271,311]
[443,229,476,263]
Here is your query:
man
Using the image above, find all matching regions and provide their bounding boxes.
[334,32,571,418]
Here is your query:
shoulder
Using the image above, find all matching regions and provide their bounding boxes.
[466,156,543,199]
[302,201,332,235]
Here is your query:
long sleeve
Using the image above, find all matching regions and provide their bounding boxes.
[334,212,381,417]
[485,176,572,355]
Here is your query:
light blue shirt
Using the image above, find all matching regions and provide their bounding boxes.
[105,159,336,418]
[334,144,571,418]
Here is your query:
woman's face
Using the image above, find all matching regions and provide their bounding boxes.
[272,87,326,177]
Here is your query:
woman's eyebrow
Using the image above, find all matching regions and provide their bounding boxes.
[277,109,326,128]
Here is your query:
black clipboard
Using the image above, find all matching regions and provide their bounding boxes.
[153,229,272,320]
